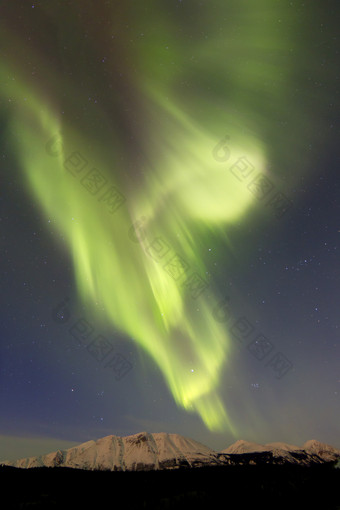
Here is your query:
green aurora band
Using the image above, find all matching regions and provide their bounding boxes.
[1,1,324,432]
[4,78,259,432]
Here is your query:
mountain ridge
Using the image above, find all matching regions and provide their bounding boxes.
[2,432,339,471]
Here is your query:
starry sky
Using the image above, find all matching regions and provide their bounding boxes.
[0,1,339,460]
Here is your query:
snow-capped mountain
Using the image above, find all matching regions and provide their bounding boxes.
[220,439,340,465]
[1,432,221,471]
[1,432,339,471]
[302,439,340,462]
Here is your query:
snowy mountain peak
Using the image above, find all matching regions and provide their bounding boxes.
[221,439,268,454]
[302,440,340,461]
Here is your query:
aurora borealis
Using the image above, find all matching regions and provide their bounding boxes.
[1,1,339,458]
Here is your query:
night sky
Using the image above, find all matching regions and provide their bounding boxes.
[1,1,339,461]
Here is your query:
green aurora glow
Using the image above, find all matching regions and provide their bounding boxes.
[1,1,327,432]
